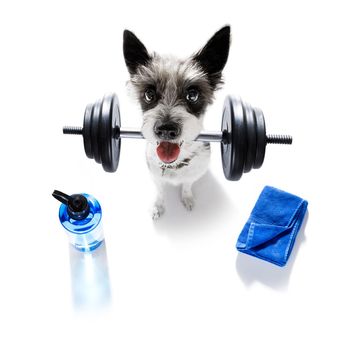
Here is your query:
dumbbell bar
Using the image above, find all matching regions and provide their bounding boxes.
[63,93,292,180]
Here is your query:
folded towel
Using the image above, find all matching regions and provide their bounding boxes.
[236,186,308,267]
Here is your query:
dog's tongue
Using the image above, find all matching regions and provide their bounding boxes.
[156,142,180,163]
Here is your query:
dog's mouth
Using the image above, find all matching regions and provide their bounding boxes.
[156,141,182,164]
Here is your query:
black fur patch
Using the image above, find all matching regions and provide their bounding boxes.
[192,26,231,89]
[123,30,151,75]
[176,157,192,169]
[183,92,208,117]
[139,84,160,111]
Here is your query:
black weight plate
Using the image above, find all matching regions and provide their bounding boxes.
[243,102,257,173]
[221,97,233,180]
[253,107,266,169]
[83,103,93,159]
[99,93,121,173]
[221,96,246,181]
[91,99,102,164]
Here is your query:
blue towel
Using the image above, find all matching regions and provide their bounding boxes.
[236,186,308,267]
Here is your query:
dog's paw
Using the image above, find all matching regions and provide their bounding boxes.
[152,204,165,220]
[181,195,195,211]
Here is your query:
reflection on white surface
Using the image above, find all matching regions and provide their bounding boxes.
[69,241,111,311]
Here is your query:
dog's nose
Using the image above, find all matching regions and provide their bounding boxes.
[154,122,181,140]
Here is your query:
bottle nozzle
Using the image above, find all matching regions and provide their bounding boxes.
[52,190,72,206]
[52,190,90,220]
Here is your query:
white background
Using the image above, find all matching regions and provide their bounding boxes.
[1,0,349,349]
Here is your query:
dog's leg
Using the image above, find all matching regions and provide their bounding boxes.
[181,182,195,211]
[152,180,165,220]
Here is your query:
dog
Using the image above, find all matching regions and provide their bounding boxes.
[123,26,231,219]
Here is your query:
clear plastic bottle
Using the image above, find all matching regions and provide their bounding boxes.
[53,190,104,252]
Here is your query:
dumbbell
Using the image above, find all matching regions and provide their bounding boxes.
[63,93,292,180]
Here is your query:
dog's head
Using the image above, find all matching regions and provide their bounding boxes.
[123,26,230,162]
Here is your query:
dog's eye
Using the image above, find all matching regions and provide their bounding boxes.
[144,88,156,103]
[186,88,199,103]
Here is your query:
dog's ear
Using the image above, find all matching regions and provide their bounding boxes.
[193,26,231,88]
[123,30,151,75]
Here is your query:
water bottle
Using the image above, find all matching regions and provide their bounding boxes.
[52,190,104,252]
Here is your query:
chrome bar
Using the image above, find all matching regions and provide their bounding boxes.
[119,128,144,139]
[195,131,223,142]
[118,128,223,142]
